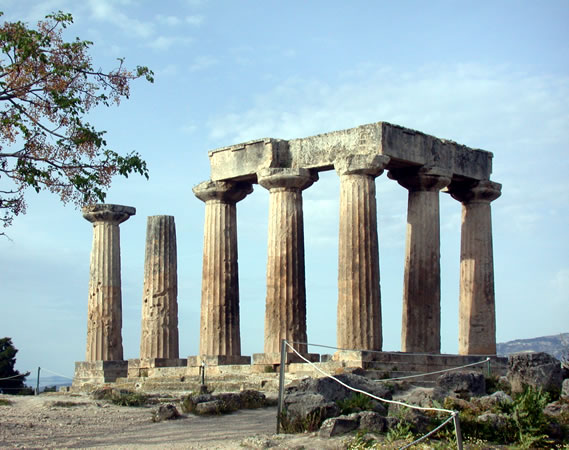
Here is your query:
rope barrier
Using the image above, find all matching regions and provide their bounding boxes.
[39,368,73,380]
[400,413,457,449]
[0,373,28,381]
[285,342,454,414]
[289,340,490,382]
[283,341,463,449]
[377,358,491,382]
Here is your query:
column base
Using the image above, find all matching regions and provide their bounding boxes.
[127,358,188,377]
[252,352,320,365]
[332,350,381,364]
[187,355,252,367]
[72,360,128,386]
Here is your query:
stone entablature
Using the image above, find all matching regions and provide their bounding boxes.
[208,122,493,183]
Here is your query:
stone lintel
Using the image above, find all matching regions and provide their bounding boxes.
[209,122,494,182]
[193,180,253,203]
[334,154,390,177]
[83,204,136,224]
[449,180,502,204]
[252,352,320,365]
[187,355,252,367]
[257,167,317,191]
[73,360,128,384]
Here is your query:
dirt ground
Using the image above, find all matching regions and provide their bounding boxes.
[0,393,353,449]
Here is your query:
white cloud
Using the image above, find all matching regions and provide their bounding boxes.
[87,0,154,38]
[156,14,182,26]
[148,35,193,51]
[189,55,218,72]
[186,15,204,26]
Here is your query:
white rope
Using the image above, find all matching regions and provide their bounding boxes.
[0,373,27,381]
[378,357,490,382]
[290,340,490,382]
[399,413,456,449]
[39,368,74,380]
[285,342,454,414]
[284,342,461,448]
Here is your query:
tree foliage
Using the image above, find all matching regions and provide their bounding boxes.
[0,11,153,232]
[0,337,27,394]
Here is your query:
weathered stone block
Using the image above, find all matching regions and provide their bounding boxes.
[507,352,563,395]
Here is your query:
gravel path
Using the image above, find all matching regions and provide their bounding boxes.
[0,393,350,449]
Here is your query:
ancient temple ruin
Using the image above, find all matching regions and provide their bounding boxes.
[73,121,502,386]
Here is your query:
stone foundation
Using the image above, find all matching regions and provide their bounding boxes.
[73,360,128,386]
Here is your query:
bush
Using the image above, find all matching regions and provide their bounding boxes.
[279,409,323,433]
[337,392,373,414]
[91,388,147,407]
[0,398,13,406]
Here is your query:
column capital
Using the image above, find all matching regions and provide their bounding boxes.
[82,204,136,225]
[193,180,253,204]
[334,154,390,177]
[257,167,318,191]
[449,180,502,204]
[388,166,451,192]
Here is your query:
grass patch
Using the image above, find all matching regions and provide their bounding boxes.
[0,398,13,406]
[92,388,148,407]
[337,392,373,414]
[50,401,88,407]
[279,410,324,433]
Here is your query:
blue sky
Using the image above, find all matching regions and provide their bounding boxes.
[1,0,567,379]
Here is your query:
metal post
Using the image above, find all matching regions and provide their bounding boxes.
[276,339,287,434]
[486,358,491,378]
[453,412,464,450]
[35,367,40,395]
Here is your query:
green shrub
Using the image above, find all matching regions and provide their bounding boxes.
[511,386,550,447]
[337,392,373,414]
[92,389,147,407]
[181,394,197,414]
[279,409,324,433]
[0,398,13,406]
[50,401,87,407]
[347,431,379,449]
[385,420,413,443]
[111,391,147,407]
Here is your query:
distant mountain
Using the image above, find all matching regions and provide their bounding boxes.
[26,375,72,391]
[497,333,568,360]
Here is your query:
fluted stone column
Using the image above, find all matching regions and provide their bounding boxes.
[389,168,451,353]
[193,180,252,364]
[257,168,317,356]
[83,204,135,361]
[335,154,390,351]
[140,215,179,361]
[450,180,501,355]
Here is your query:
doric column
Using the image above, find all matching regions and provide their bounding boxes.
[140,215,179,360]
[258,168,317,354]
[450,180,501,355]
[388,167,451,353]
[83,204,135,361]
[334,154,390,351]
[193,180,253,357]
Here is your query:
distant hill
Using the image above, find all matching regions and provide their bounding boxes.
[26,375,72,391]
[497,333,568,360]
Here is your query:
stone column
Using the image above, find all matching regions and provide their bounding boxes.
[139,215,179,361]
[389,167,451,353]
[193,180,253,363]
[83,204,135,361]
[450,180,501,355]
[334,154,390,351]
[257,168,317,356]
